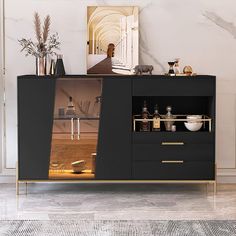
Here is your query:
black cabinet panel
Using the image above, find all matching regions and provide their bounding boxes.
[133,143,214,161]
[132,132,215,180]
[133,161,215,180]
[18,77,55,180]
[133,132,214,144]
[96,78,132,179]
[133,76,215,96]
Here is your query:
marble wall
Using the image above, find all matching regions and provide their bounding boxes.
[3,0,236,179]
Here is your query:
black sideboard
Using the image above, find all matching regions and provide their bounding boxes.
[17,75,216,193]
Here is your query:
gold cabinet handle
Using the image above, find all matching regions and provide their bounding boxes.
[71,118,74,140]
[77,118,80,140]
[161,160,184,164]
[161,142,184,146]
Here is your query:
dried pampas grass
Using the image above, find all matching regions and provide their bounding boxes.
[34,12,51,44]
[43,15,50,43]
[34,12,42,43]
[19,12,60,57]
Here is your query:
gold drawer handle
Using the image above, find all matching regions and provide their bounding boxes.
[161,142,184,146]
[161,160,184,164]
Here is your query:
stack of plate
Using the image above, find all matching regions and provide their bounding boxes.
[184,115,203,131]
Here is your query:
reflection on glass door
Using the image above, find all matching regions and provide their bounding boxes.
[49,78,102,180]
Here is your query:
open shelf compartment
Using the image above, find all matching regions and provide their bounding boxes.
[132,95,215,133]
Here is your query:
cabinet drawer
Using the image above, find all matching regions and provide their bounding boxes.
[133,161,215,180]
[133,143,214,161]
[133,132,214,144]
[132,77,215,96]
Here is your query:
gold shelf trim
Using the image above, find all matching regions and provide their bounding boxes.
[17,179,216,183]
[133,114,212,132]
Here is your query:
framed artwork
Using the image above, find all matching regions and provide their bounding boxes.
[87,6,139,75]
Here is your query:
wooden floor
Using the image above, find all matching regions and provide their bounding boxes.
[49,170,95,180]
[87,57,116,74]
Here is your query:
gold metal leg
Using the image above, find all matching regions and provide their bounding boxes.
[16,161,19,195]
[16,180,19,195]
[214,163,217,195]
[205,182,216,195]
[214,181,217,195]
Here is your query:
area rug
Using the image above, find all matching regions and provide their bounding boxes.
[0,220,236,236]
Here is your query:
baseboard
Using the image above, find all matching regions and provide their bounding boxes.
[216,169,236,183]
[217,176,236,183]
[0,168,16,183]
[0,175,15,183]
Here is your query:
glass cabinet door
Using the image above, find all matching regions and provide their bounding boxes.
[49,77,102,180]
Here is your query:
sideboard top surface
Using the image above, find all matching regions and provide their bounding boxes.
[17,74,216,80]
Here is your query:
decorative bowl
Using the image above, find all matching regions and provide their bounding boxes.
[71,160,86,173]
[184,122,203,131]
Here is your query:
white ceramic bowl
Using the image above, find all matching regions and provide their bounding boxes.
[187,115,202,123]
[71,160,86,173]
[184,122,203,131]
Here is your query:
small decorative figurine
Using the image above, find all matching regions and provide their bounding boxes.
[134,65,154,75]
[174,58,181,74]
[168,62,175,76]
[183,65,193,76]
[55,54,66,76]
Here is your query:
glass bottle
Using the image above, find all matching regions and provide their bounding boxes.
[174,58,180,74]
[55,54,66,76]
[140,101,150,132]
[93,96,101,117]
[66,96,76,116]
[152,104,161,131]
[164,106,175,131]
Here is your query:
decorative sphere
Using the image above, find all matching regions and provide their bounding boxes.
[183,66,193,75]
